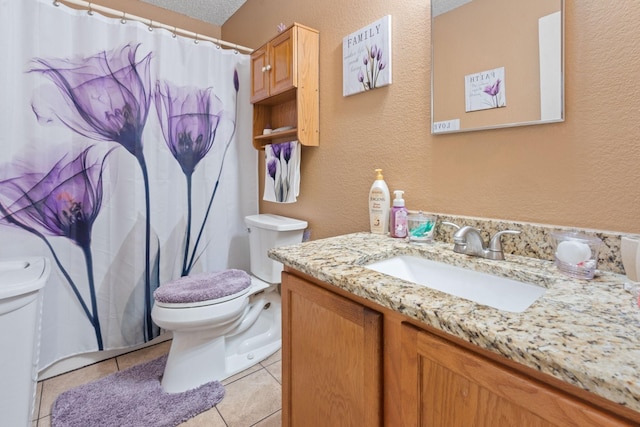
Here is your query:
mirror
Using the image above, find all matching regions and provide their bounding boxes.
[431,0,564,134]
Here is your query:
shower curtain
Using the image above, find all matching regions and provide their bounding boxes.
[0,0,257,370]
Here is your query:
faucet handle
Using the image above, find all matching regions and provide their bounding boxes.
[442,221,464,252]
[442,221,460,231]
[488,230,521,253]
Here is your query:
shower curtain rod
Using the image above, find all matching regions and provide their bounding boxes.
[54,0,254,54]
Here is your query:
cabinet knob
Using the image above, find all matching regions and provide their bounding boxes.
[265,64,272,71]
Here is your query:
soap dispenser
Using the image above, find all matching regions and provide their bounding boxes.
[390,190,408,238]
[369,169,390,234]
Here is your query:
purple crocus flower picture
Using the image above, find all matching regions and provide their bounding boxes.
[483,79,501,96]
[0,146,116,350]
[483,79,505,108]
[29,44,157,341]
[358,44,386,91]
[155,81,225,275]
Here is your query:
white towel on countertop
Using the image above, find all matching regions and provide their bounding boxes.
[263,141,300,203]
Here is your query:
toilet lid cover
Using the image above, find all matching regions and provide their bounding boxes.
[154,269,251,304]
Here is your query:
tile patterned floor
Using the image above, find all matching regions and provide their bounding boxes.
[33,341,282,426]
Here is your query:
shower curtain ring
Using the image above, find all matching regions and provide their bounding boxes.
[172,27,177,38]
[53,1,59,6]
[121,12,126,24]
[194,34,199,44]
[148,20,153,31]
[87,3,94,15]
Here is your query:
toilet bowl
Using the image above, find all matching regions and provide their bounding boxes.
[151,214,307,393]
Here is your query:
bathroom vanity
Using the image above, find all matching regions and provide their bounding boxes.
[270,232,640,426]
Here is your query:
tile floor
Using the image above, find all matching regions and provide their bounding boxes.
[32,341,283,426]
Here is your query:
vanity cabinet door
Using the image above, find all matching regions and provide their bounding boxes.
[400,323,632,427]
[282,272,383,427]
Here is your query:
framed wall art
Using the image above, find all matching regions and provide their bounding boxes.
[342,15,392,96]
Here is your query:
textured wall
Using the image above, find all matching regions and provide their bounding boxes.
[86,0,640,241]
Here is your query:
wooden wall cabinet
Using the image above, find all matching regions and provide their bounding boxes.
[282,269,639,426]
[250,23,319,150]
[251,29,294,102]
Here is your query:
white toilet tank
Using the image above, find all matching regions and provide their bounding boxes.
[245,214,307,283]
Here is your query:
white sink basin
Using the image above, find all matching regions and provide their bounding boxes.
[365,255,545,312]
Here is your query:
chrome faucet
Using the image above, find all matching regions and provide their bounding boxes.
[442,222,520,261]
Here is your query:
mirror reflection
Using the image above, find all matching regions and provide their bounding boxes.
[431,0,564,134]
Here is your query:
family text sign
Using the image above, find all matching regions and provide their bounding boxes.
[342,15,392,96]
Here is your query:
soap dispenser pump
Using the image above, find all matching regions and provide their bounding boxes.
[390,190,408,238]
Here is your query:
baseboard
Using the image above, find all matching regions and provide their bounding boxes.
[38,333,173,380]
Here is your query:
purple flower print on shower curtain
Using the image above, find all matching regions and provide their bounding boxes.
[30,44,152,156]
[183,69,240,275]
[155,81,224,276]
[0,146,116,350]
[29,44,158,341]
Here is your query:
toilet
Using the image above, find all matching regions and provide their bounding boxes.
[151,214,307,393]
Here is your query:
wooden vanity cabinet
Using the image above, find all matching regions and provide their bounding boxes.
[281,272,383,427]
[250,23,319,149]
[282,269,640,427]
[400,324,631,427]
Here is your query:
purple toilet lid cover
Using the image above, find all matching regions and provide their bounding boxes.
[153,269,251,304]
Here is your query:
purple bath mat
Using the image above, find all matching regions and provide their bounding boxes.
[51,355,225,427]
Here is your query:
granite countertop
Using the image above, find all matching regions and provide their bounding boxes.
[269,232,640,412]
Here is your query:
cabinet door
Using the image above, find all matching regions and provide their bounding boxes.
[269,29,295,96]
[282,272,382,427]
[250,44,270,103]
[401,324,632,427]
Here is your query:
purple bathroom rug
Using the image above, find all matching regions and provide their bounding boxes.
[51,355,225,427]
